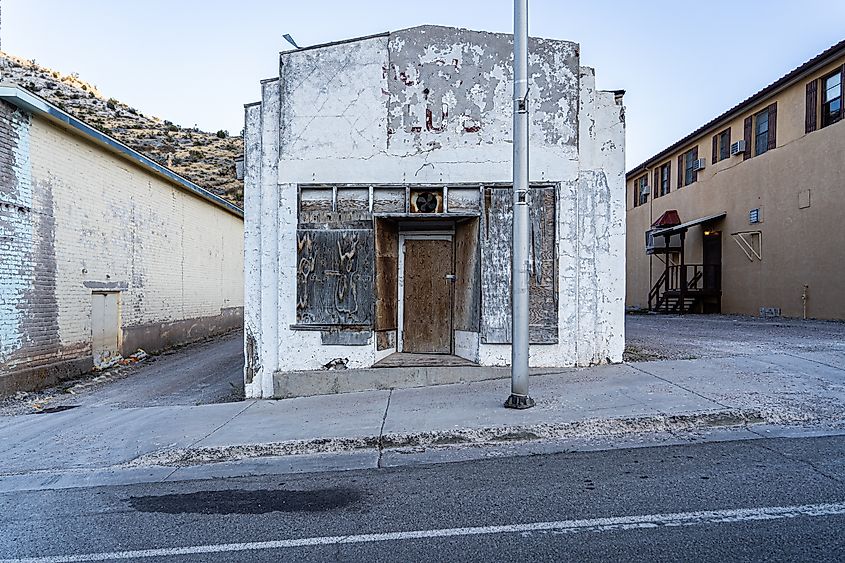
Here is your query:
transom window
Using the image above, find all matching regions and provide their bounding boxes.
[755,110,769,156]
[822,70,842,128]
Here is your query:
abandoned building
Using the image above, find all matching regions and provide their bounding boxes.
[0,84,244,396]
[626,38,845,319]
[244,25,625,398]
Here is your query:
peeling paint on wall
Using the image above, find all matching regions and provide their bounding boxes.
[0,104,32,365]
[245,26,626,397]
[387,26,578,153]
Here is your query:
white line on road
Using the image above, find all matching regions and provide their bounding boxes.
[4,501,845,562]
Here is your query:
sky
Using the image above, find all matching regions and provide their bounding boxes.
[3,0,844,169]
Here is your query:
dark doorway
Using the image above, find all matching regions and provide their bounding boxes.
[401,237,453,353]
[703,231,722,313]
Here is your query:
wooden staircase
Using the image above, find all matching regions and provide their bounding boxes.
[648,265,721,314]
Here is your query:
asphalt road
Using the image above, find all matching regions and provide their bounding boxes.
[3,435,845,562]
[0,332,244,415]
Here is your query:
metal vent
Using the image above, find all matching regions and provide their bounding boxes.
[410,190,443,213]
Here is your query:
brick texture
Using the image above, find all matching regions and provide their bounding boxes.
[1,108,243,389]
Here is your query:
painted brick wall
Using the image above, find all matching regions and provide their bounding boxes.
[1,111,243,392]
[0,100,36,371]
[28,116,244,350]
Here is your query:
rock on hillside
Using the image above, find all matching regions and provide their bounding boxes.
[0,53,243,207]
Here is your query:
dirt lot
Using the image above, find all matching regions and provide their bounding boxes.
[625,314,845,362]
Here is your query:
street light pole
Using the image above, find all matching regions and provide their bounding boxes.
[505,0,535,409]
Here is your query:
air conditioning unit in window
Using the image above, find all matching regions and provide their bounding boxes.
[692,159,706,172]
[730,140,746,156]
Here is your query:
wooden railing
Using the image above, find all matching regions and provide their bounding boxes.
[649,264,721,312]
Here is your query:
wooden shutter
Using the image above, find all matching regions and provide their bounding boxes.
[743,116,753,160]
[653,168,659,198]
[666,162,671,193]
[726,127,732,152]
[767,102,777,150]
[712,134,718,164]
[806,80,818,134]
[691,146,699,182]
[678,154,684,187]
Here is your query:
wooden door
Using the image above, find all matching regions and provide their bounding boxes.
[402,238,453,353]
[92,292,120,367]
[703,232,722,291]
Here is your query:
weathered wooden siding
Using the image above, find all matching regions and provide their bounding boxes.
[453,218,481,332]
[480,185,558,344]
[374,219,399,331]
[295,229,374,326]
[402,238,453,353]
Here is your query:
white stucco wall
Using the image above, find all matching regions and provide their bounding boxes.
[244,26,625,397]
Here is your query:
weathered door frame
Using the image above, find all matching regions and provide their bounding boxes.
[91,290,122,367]
[397,231,454,353]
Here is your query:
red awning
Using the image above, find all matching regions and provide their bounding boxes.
[651,210,681,228]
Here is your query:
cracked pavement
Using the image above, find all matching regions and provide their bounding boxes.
[1,315,844,493]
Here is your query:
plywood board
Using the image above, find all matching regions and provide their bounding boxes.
[374,219,399,330]
[296,229,374,326]
[453,218,480,332]
[480,186,558,344]
[402,238,453,353]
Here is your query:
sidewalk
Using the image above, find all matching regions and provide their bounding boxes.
[1,348,843,492]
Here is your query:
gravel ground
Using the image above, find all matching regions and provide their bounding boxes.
[624,313,845,361]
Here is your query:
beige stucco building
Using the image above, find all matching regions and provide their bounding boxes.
[0,85,244,396]
[626,39,845,319]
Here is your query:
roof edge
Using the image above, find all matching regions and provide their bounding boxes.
[280,31,390,56]
[278,24,578,57]
[628,38,845,178]
[0,83,244,219]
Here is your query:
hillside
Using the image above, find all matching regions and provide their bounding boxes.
[0,53,243,207]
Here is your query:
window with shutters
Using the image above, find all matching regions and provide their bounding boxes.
[683,149,697,187]
[718,129,731,161]
[754,110,769,156]
[822,69,843,128]
[659,162,671,197]
[633,174,648,207]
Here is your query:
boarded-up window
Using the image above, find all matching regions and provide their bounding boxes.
[296,229,374,326]
[480,186,557,344]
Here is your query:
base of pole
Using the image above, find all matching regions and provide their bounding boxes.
[504,393,535,409]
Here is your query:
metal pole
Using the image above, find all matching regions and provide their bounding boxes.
[505,0,534,409]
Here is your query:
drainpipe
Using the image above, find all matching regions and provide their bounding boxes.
[802,285,809,320]
[505,0,535,409]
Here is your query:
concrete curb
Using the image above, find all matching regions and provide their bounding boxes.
[272,365,572,399]
[127,408,766,468]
